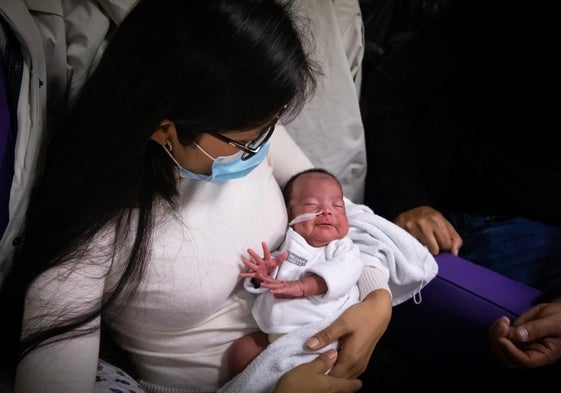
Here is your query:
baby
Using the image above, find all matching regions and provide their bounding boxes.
[229,168,363,376]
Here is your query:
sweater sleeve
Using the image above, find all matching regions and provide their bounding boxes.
[357,265,391,301]
[15,236,112,392]
[15,320,101,393]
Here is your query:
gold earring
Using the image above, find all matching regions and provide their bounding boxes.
[165,140,173,152]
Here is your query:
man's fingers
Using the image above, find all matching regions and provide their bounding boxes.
[511,304,560,340]
[421,235,440,255]
[514,318,560,343]
[432,222,462,255]
[444,221,463,255]
[489,316,511,338]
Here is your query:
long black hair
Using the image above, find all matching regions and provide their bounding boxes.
[0,0,317,370]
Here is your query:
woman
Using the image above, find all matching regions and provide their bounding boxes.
[0,0,391,392]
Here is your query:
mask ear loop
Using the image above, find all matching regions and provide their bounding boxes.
[192,140,217,161]
[162,144,184,167]
[163,138,217,163]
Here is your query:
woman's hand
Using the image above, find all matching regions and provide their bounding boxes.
[306,288,392,378]
[273,349,362,393]
[489,299,561,368]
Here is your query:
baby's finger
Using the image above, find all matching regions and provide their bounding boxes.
[260,277,281,284]
[247,248,264,262]
[241,258,258,270]
[276,250,288,263]
[261,241,271,260]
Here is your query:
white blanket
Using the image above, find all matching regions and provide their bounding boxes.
[345,199,438,306]
[218,200,438,392]
[218,317,336,393]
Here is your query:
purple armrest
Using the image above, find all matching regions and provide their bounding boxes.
[381,253,544,386]
[389,252,542,335]
[433,252,542,319]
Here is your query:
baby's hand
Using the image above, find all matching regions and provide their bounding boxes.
[261,279,305,298]
[240,242,287,285]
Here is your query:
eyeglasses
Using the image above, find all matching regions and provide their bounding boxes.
[208,106,286,160]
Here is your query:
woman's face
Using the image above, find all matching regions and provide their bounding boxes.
[289,172,349,247]
[171,127,266,175]
[169,112,280,175]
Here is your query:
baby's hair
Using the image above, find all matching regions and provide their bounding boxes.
[282,168,340,206]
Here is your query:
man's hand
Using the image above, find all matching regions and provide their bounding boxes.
[489,300,561,368]
[394,205,463,256]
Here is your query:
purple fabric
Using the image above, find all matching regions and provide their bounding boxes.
[0,57,14,239]
[387,252,542,348]
[435,252,542,316]
[382,253,545,386]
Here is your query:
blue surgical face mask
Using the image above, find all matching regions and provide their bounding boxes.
[163,140,270,183]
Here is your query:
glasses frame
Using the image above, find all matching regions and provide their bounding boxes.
[208,106,286,160]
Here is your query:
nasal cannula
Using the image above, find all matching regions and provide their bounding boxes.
[288,211,324,226]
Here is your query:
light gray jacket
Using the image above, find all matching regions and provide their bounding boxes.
[0,0,135,285]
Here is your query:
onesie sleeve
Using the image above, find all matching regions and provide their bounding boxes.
[307,237,363,300]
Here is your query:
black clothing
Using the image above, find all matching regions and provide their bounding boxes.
[362,0,561,224]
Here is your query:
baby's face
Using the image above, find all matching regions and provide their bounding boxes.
[289,172,349,247]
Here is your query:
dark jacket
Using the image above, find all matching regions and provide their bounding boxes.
[362,0,561,224]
